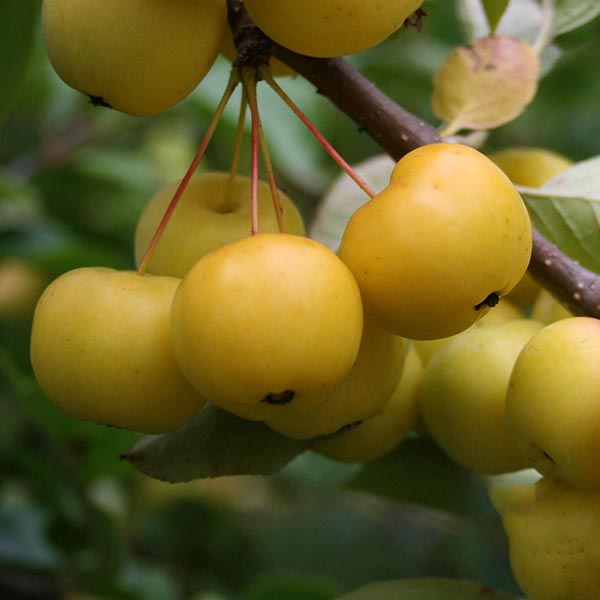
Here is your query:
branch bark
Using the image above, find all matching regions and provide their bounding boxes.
[227,0,600,319]
[273,50,600,319]
[272,49,441,158]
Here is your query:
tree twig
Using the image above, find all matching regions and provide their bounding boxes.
[271,49,441,158]
[226,0,600,319]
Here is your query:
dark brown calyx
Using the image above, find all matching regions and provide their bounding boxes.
[262,390,295,405]
[89,95,112,109]
[542,450,555,464]
[474,292,500,311]
[335,420,363,434]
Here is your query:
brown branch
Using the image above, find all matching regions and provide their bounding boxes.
[226,0,600,319]
[530,230,600,318]
[271,49,441,158]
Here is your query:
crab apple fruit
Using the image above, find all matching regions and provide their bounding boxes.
[30,268,207,433]
[42,0,227,116]
[170,233,364,421]
[490,478,600,600]
[0,259,49,320]
[243,0,423,58]
[263,315,407,439]
[506,317,600,489]
[490,147,572,188]
[490,147,572,309]
[420,319,543,474]
[313,342,423,463]
[411,298,522,366]
[338,143,532,340]
[135,172,306,278]
[531,289,573,324]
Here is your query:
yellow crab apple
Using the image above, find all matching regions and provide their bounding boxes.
[42,0,227,116]
[411,298,522,366]
[171,233,364,421]
[531,289,573,324]
[243,0,423,58]
[490,147,572,188]
[264,315,407,439]
[313,343,423,462]
[490,477,600,600]
[30,268,207,433]
[506,317,600,488]
[419,319,543,474]
[339,143,532,340]
[490,147,572,309]
[0,259,48,320]
[135,172,306,278]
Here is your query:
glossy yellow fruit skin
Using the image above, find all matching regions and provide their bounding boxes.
[264,316,407,439]
[42,0,227,116]
[506,317,600,489]
[135,172,306,278]
[411,298,522,366]
[30,268,207,433]
[420,319,543,474]
[243,0,423,58]
[339,143,532,340]
[531,289,573,324]
[314,343,423,462]
[490,147,572,309]
[171,233,364,421]
[0,259,48,320]
[490,477,600,600]
[490,147,572,188]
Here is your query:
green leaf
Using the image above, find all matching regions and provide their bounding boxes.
[555,0,600,35]
[0,0,39,120]
[0,224,132,274]
[345,439,491,516]
[335,578,518,600]
[124,404,310,482]
[0,171,44,232]
[245,572,343,600]
[521,155,600,274]
[482,0,510,33]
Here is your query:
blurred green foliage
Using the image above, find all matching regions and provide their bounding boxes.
[1,1,598,598]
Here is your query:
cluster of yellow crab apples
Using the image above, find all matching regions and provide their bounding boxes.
[32,142,534,461]
[41,0,424,116]
[35,1,600,597]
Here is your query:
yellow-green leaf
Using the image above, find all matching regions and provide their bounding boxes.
[336,578,519,600]
[123,404,310,482]
[521,155,600,274]
[433,35,539,136]
[556,0,600,35]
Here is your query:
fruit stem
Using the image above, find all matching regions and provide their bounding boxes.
[242,67,261,235]
[243,69,286,233]
[221,93,248,214]
[259,119,286,233]
[533,0,556,55]
[137,70,239,276]
[261,67,376,199]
